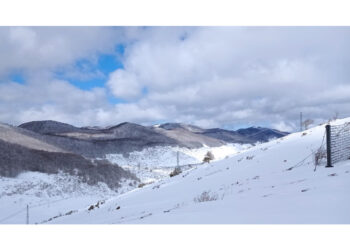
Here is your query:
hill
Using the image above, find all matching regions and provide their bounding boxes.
[46,118,350,224]
[0,122,138,190]
[18,120,287,158]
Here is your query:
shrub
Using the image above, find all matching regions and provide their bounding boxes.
[203,151,214,163]
[138,183,147,188]
[194,191,218,203]
[138,181,154,188]
[170,166,182,177]
[313,147,327,167]
[302,119,314,130]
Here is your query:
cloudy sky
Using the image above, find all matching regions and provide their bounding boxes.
[0,26,349,131]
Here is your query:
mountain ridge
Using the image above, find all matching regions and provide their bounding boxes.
[16,120,288,157]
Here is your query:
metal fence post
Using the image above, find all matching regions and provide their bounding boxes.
[326,125,333,168]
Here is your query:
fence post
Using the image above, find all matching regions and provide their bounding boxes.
[26,204,29,224]
[177,151,179,167]
[326,125,333,168]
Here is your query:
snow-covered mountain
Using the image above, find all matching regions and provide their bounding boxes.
[0,122,139,191]
[18,120,287,158]
[44,118,350,224]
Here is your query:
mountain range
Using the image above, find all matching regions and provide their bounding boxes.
[18,120,288,157]
[0,120,288,190]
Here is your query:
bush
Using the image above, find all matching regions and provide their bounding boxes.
[138,181,154,188]
[203,151,214,163]
[314,147,327,166]
[194,191,218,203]
[170,167,182,177]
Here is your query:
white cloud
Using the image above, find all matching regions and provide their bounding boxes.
[107,69,143,100]
[0,27,121,76]
[271,121,295,133]
[105,27,350,129]
[1,27,350,130]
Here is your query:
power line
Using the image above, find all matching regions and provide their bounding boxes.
[0,207,26,223]
[0,196,73,223]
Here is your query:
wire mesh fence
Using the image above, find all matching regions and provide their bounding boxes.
[326,122,350,167]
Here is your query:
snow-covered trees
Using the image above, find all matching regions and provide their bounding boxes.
[0,140,138,190]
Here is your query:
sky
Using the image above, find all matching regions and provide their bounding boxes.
[0,26,350,131]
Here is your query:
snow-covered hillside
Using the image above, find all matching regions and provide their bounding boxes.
[47,118,350,224]
[0,143,247,224]
[106,144,250,182]
[0,172,137,224]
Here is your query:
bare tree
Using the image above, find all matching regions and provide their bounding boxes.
[333,112,339,121]
[203,151,215,163]
[302,119,314,130]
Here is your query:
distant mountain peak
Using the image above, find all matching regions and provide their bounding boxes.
[19,120,80,135]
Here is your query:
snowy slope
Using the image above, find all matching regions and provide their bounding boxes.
[0,172,137,224]
[105,144,250,182]
[0,143,247,224]
[47,118,350,224]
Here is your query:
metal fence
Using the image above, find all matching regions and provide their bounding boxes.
[326,122,350,167]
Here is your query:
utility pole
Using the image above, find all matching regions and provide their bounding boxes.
[26,204,29,224]
[300,112,303,131]
[177,151,179,167]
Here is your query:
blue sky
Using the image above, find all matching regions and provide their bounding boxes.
[56,46,124,90]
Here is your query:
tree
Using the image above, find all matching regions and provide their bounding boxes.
[302,119,314,130]
[169,166,182,177]
[333,112,339,121]
[203,151,214,163]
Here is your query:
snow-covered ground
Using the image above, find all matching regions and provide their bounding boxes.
[0,143,248,224]
[46,118,350,224]
[0,172,137,224]
[106,143,251,182]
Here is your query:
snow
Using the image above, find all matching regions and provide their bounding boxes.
[106,143,250,182]
[46,118,350,224]
[0,143,246,224]
[0,172,136,224]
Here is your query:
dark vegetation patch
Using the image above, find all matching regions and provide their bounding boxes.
[0,139,138,190]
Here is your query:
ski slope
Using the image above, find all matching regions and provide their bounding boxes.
[47,118,350,224]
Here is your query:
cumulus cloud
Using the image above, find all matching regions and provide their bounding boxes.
[106,27,350,130]
[1,27,350,130]
[0,77,110,125]
[0,27,121,77]
[107,69,143,100]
